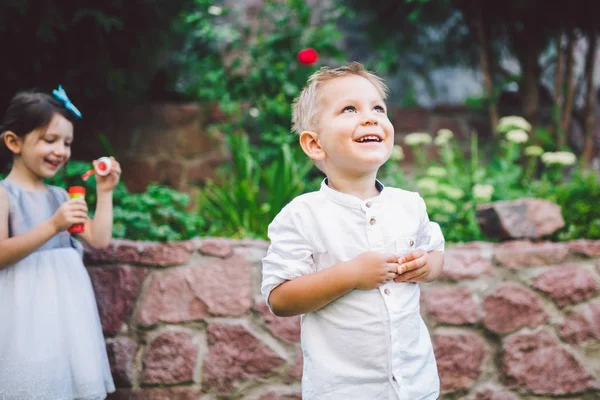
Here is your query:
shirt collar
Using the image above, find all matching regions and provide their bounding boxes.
[320,178,385,209]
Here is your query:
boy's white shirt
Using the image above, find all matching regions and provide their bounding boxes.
[262,179,444,400]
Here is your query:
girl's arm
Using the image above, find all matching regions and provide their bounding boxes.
[0,186,87,270]
[77,157,121,249]
[77,190,113,249]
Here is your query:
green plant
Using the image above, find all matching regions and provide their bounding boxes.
[198,133,317,238]
[112,183,203,241]
[181,0,345,238]
[393,116,594,243]
[534,169,600,240]
[183,0,346,163]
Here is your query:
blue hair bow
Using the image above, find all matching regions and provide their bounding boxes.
[52,85,82,119]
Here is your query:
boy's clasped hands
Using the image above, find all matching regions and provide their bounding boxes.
[347,249,431,290]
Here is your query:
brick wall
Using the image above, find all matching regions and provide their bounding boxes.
[85,238,600,399]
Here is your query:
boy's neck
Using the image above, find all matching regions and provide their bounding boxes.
[326,172,381,200]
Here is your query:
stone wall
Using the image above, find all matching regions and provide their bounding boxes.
[85,238,600,399]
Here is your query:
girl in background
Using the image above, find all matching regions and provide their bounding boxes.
[0,87,119,399]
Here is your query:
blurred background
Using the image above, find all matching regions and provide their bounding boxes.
[2,2,600,398]
[2,0,599,243]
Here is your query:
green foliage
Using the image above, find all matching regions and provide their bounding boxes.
[381,132,485,243]
[182,0,344,238]
[111,184,203,242]
[380,117,596,243]
[0,0,192,109]
[199,133,317,239]
[183,0,346,163]
[533,170,600,240]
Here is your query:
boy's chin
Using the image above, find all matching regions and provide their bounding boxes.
[356,157,389,171]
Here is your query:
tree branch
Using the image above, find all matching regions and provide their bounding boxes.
[560,29,576,146]
[553,30,564,144]
[473,1,498,132]
[582,30,597,167]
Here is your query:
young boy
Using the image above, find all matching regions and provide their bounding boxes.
[261,62,445,400]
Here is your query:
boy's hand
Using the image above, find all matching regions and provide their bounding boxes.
[51,199,88,232]
[95,157,122,193]
[348,251,400,290]
[394,249,430,283]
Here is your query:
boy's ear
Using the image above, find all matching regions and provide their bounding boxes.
[2,131,22,155]
[299,130,326,161]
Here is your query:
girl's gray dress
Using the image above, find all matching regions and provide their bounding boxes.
[0,181,115,400]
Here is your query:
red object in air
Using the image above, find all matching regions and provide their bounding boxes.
[298,48,319,65]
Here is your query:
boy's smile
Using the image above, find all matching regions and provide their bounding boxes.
[307,75,394,179]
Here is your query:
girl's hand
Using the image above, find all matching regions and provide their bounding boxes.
[51,199,88,232]
[95,157,121,193]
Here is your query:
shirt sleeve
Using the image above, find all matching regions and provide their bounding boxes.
[261,206,315,311]
[415,194,445,252]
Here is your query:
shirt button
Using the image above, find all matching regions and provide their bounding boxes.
[369,217,376,225]
[409,239,414,246]
[392,375,397,381]
[384,288,391,295]
[365,201,372,208]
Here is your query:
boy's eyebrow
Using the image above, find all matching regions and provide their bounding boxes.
[330,96,386,106]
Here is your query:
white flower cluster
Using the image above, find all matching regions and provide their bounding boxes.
[426,166,447,178]
[506,129,529,144]
[525,145,544,157]
[208,5,223,15]
[434,129,454,146]
[439,184,464,200]
[496,116,532,133]
[416,177,438,193]
[473,184,494,202]
[425,198,457,214]
[390,145,404,161]
[404,132,432,146]
[249,107,260,118]
[541,151,577,166]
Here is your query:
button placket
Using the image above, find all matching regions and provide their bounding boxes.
[365,201,383,251]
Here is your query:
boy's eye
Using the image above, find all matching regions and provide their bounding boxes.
[342,106,356,113]
[65,142,72,147]
[44,138,55,144]
[374,105,385,113]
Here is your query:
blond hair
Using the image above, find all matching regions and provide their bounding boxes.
[291,62,388,135]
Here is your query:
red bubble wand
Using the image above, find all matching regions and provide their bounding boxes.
[81,157,112,181]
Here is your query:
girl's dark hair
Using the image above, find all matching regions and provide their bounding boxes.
[0,91,77,173]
